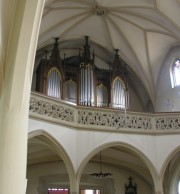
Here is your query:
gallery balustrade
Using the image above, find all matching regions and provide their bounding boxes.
[29,92,180,134]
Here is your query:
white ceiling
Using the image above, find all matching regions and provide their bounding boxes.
[38,0,180,106]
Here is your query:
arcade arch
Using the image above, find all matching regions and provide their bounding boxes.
[27,130,76,194]
[161,146,180,194]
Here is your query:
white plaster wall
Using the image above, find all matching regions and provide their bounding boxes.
[156,46,180,112]
[27,161,152,194]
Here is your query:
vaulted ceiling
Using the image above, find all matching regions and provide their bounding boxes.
[37,0,180,107]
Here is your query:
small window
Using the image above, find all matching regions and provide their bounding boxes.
[170,58,180,88]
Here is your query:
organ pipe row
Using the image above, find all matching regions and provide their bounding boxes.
[112,77,125,109]
[80,64,94,106]
[36,37,129,110]
[47,67,61,98]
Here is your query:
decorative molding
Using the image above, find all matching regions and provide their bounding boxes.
[155,117,180,130]
[78,110,152,130]
[29,94,74,123]
[29,92,180,133]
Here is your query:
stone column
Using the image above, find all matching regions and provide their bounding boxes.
[70,178,80,194]
[154,178,164,194]
[155,192,164,194]
[0,0,44,194]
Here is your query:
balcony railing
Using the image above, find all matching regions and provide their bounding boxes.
[29,92,180,134]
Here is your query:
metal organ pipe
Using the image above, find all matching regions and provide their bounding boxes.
[52,70,55,97]
[54,71,58,97]
[113,78,126,109]
[47,68,61,99]
[80,63,94,106]
[83,67,85,105]
[88,65,90,106]
[114,81,117,108]
[80,67,83,104]
[91,68,94,106]
[85,66,88,106]
[117,81,119,108]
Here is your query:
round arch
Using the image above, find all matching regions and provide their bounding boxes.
[28,129,76,192]
[76,141,160,192]
[160,145,180,194]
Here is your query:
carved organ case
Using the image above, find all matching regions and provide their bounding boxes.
[111,49,128,109]
[36,38,64,99]
[35,36,129,110]
[79,36,95,106]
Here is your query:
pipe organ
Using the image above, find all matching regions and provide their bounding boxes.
[35,37,128,109]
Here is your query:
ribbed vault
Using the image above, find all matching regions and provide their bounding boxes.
[38,0,180,106]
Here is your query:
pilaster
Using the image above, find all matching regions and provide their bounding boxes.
[0,0,45,194]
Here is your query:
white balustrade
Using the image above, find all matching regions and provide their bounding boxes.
[29,92,180,133]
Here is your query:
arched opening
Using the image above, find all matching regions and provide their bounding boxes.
[27,131,75,194]
[170,58,180,88]
[77,143,156,194]
[162,147,180,194]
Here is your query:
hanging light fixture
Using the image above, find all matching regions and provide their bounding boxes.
[89,151,112,178]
